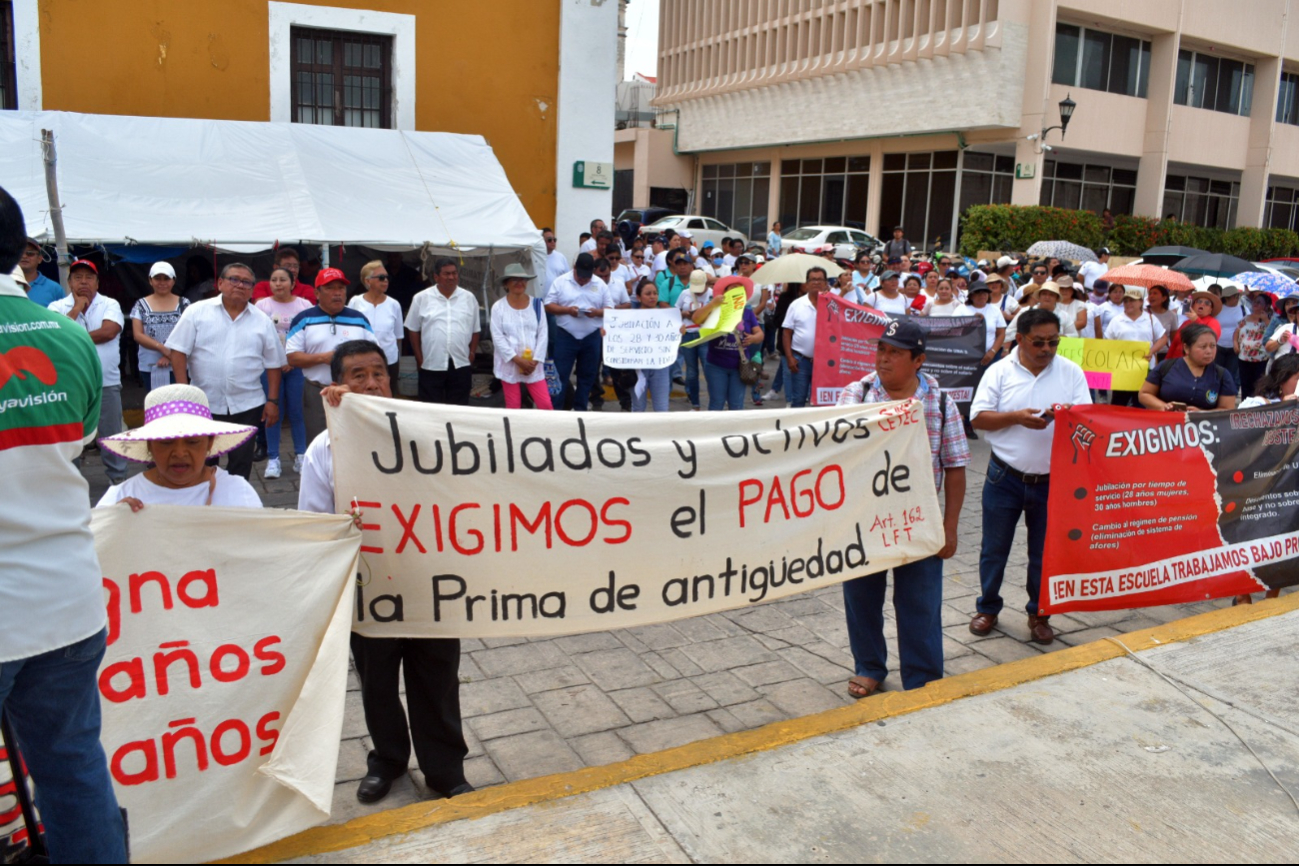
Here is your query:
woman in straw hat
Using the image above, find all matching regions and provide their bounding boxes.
[489,263,552,410]
[95,384,263,510]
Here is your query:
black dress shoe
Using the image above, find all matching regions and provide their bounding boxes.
[252,441,267,462]
[356,775,393,803]
[434,781,475,799]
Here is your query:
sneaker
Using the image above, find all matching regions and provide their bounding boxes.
[761,389,780,402]
[293,454,305,474]
[265,457,281,479]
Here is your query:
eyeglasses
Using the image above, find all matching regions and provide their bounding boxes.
[631,255,643,260]
[544,237,556,243]
[369,274,389,281]
[225,277,255,288]
[1026,338,1062,348]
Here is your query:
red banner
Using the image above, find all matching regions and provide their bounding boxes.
[1041,403,1299,613]
[810,294,890,406]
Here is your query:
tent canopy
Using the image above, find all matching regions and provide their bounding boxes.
[0,110,542,256]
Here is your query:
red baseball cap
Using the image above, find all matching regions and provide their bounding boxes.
[69,259,98,274]
[314,267,350,288]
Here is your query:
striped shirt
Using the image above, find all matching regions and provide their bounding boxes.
[836,371,970,491]
[285,305,375,385]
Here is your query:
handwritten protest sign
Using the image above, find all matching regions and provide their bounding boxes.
[1041,403,1299,613]
[603,308,683,369]
[327,396,944,639]
[682,286,748,347]
[1057,337,1150,391]
[93,507,359,863]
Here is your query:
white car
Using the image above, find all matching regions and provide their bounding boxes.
[781,226,883,260]
[641,215,747,250]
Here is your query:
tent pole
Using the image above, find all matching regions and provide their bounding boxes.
[40,129,71,294]
[321,243,330,269]
[481,245,493,311]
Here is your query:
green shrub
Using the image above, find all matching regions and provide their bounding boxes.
[958,204,1299,260]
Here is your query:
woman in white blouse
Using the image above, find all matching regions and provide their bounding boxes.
[490,263,552,409]
[347,259,406,385]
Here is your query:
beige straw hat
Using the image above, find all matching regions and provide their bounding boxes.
[99,384,257,463]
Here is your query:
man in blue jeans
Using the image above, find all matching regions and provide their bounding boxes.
[969,308,1091,645]
[781,266,828,407]
[0,186,127,862]
[545,253,614,410]
[837,320,969,696]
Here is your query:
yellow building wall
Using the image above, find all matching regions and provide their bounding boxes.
[37,0,560,227]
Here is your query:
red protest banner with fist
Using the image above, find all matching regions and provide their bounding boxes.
[1040,404,1299,613]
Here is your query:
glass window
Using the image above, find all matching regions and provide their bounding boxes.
[1175,50,1253,116]
[776,155,870,232]
[1054,22,1150,98]
[1278,73,1299,125]
[1037,159,1139,216]
[695,164,769,239]
[1,1,16,110]
[291,26,392,128]
[1164,172,1241,228]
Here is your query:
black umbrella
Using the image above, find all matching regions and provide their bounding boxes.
[1171,253,1263,279]
[1141,245,1209,266]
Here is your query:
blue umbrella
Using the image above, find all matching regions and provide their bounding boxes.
[1231,271,1297,297]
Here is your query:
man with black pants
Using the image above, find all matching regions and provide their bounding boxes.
[298,339,470,803]
[968,309,1091,645]
[405,258,480,405]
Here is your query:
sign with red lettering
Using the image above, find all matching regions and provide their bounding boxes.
[327,396,944,638]
[1041,403,1299,612]
[92,507,360,863]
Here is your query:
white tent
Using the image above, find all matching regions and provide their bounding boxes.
[0,110,545,281]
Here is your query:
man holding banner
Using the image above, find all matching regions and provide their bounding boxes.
[837,320,968,697]
[969,309,1091,645]
[299,340,471,805]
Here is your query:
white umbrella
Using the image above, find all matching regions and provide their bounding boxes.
[749,253,845,286]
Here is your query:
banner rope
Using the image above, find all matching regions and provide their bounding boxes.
[1105,636,1299,816]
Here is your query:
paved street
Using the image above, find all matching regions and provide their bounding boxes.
[82,367,1266,825]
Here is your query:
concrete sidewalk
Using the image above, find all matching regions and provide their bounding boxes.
[248,598,1299,863]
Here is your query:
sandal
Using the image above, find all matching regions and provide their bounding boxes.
[847,676,882,699]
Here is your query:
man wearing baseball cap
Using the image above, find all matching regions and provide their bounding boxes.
[50,258,130,484]
[837,319,969,697]
[17,237,63,307]
[288,266,375,441]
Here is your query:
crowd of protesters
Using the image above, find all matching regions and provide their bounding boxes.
[5,175,1299,864]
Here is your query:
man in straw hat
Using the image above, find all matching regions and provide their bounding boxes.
[95,384,262,509]
[0,185,128,860]
[299,340,472,805]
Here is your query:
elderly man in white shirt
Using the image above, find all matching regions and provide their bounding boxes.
[49,259,129,483]
[969,307,1091,646]
[165,261,285,479]
[404,257,481,406]
[545,253,614,410]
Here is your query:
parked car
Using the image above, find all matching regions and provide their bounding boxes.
[782,226,884,260]
[615,207,675,230]
[1253,261,1299,280]
[641,215,747,249]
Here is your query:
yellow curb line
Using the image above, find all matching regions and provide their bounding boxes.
[220,592,1299,863]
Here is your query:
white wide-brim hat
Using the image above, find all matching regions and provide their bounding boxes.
[100,384,257,463]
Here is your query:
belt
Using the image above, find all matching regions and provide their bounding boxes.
[990,453,1049,485]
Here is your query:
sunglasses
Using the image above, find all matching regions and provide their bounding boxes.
[225,277,255,288]
[369,274,389,281]
[544,237,556,243]
[1025,337,1062,348]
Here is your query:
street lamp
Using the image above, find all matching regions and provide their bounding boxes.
[1029,94,1077,154]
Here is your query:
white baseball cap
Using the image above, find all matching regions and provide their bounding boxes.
[996,255,1015,269]
[149,261,177,279]
[679,231,694,240]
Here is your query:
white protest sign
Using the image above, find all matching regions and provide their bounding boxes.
[602,308,683,368]
[92,507,359,863]
[327,397,944,639]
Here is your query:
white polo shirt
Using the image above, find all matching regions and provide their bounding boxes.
[298,430,335,515]
[49,292,123,387]
[782,293,819,357]
[970,348,1092,475]
[863,292,909,316]
[1103,311,1166,345]
[404,286,481,371]
[165,297,286,414]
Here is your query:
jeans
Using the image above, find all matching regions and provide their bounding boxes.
[552,329,603,411]
[99,385,128,482]
[772,355,786,393]
[679,342,704,408]
[703,359,746,410]
[978,456,1050,617]
[633,366,672,412]
[0,629,127,862]
[843,556,945,690]
[788,351,814,408]
[262,368,306,459]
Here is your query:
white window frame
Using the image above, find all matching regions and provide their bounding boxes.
[267,1,415,130]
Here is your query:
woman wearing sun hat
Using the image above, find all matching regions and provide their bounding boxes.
[95,384,263,510]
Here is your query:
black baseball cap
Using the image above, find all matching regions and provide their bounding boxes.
[574,252,595,278]
[879,318,925,352]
